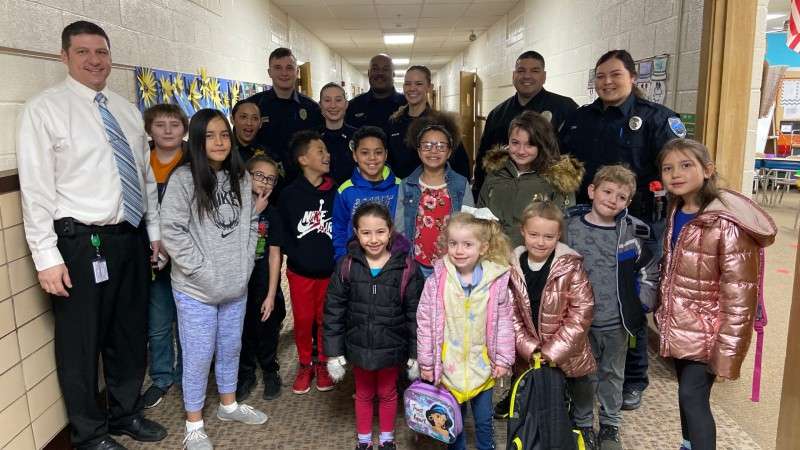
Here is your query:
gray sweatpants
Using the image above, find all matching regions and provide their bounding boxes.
[569,327,628,428]
[174,289,247,412]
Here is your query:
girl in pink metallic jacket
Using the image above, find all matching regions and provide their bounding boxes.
[416,210,516,450]
[656,139,776,450]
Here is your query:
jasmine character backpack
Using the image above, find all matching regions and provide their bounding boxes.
[506,354,585,450]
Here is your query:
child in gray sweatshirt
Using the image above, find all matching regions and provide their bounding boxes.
[160,109,269,450]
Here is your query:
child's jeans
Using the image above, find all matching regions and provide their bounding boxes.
[570,327,627,428]
[449,387,495,450]
[286,269,329,365]
[675,359,716,450]
[147,269,181,389]
[353,366,399,435]
[174,290,246,412]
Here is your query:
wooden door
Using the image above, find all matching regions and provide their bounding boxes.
[459,71,477,177]
[297,62,312,97]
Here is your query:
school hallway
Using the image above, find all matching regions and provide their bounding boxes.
[118,193,799,450]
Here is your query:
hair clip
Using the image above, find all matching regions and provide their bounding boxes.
[461,205,500,222]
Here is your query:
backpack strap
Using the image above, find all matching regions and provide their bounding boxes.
[399,255,416,301]
[340,255,353,285]
[751,247,767,402]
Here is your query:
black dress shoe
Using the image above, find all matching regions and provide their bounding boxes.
[109,415,167,442]
[80,437,126,450]
[621,389,642,410]
[236,376,256,402]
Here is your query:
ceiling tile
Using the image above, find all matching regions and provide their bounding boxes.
[329,5,378,19]
[376,5,422,18]
[464,3,514,17]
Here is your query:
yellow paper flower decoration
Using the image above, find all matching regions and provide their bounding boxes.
[188,78,202,111]
[230,82,241,106]
[175,75,185,94]
[137,68,157,108]
[207,77,224,109]
[159,75,175,104]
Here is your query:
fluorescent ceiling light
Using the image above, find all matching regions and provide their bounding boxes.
[393,77,405,83]
[392,58,410,65]
[384,34,415,45]
[394,70,406,76]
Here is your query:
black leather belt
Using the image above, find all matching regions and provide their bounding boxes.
[54,217,139,237]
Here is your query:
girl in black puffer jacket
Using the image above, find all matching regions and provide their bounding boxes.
[323,203,423,450]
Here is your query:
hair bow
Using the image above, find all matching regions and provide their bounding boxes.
[461,205,499,221]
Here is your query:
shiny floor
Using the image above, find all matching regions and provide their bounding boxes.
[121,191,800,450]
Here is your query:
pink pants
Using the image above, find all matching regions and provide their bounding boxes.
[353,366,399,434]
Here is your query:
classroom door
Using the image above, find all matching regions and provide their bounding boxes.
[459,71,477,178]
[297,62,312,97]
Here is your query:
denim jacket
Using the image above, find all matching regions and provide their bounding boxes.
[395,164,474,241]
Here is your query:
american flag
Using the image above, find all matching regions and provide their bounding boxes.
[788,0,800,52]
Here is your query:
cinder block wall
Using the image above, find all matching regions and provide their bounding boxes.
[0,1,366,448]
[434,0,705,123]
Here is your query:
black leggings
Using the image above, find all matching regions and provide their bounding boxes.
[674,359,716,450]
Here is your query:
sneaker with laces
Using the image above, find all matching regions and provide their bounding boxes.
[379,441,396,450]
[316,363,335,391]
[578,426,597,450]
[140,384,168,409]
[292,364,314,394]
[215,403,269,425]
[184,427,213,450]
[598,424,622,450]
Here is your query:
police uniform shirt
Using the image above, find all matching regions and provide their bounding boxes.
[559,93,685,216]
[16,75,160,271]
[386,106,470,179]
[234,136,268,163]
[473,89,578,194]
[345,89,406,134]
[247,88,323,168]
[321,123,357,185]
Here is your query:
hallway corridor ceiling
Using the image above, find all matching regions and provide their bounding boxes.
[272,0,519,72]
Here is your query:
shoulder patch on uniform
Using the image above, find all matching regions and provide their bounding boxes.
[668,117,687,138]
[355,112,365,118]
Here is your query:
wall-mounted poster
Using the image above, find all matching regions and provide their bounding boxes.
[135,66,268,118]
[588,54,670,105]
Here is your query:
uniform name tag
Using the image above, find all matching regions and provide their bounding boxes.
[92,256,109,284]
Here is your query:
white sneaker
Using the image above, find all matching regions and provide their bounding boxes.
[184,427,213,450]
[216,403,269,425]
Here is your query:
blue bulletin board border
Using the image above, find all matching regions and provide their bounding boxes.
[134,66,268,118]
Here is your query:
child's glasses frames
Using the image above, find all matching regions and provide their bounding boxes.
[252,171,277,186]
[419,141,449,153]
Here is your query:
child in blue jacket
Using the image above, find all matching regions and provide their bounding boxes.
[332,126,401,261]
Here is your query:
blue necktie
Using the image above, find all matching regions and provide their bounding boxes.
[95,92,144,227]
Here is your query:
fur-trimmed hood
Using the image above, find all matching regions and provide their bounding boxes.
[482,145,584,194]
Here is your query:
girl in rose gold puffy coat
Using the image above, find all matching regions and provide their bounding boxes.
[656,139,776,450]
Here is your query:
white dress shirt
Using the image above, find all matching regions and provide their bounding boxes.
[17,75,160,271]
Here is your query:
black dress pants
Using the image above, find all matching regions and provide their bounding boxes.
[51,222,149,447]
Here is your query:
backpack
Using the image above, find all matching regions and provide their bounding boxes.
[506,354,585,450]
[340,253,416,300]
[403,380,463,444]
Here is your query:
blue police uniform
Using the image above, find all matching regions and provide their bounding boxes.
[321,123,357,185]
[246,88,323,176]
[559,92,686,398]
[234,136,268,163]
[473,89,578,196]
[559,93,685,221]
[386,106,470,179]
[345,89,406,134]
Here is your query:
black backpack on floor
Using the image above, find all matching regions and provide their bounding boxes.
[506,354,585,450]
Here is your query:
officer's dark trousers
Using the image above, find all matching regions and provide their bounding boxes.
[52,222,149,447]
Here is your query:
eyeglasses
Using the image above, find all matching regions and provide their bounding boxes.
[252,171,277,186]
[419,141,450,153]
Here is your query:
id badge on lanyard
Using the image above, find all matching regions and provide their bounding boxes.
[90,233,109,284]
